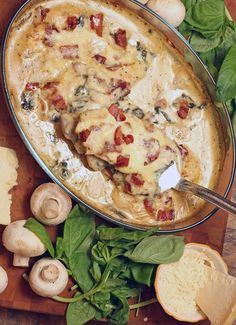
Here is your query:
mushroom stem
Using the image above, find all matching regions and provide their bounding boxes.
[41,199,59,220]
[13,254,30,267]
[41,264,60,283]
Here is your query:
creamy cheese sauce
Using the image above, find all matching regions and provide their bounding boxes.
[5,0,221,226]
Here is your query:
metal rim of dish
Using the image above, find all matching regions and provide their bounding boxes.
[1,0,235,233]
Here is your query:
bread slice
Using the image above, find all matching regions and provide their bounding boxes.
[155,243,228,322]
[196,266,236,325]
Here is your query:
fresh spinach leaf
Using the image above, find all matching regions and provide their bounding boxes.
[184,0,226,38]
[130,263,155,287]
[24,218,55,258]
[97,225,159,242]
[90,261,102,283]
[226,98,236,116]
[217,47,236,101]
[214,26,236,69]
[190,31,221,53]
[70,251,94,293]
[125,235,185,264]
[113,287,140,299]
[121,261,154,287]
[91,241,111,266]
[62,205,96,292]
[179,21,193,37]
[232,110,236,135]
[101,278,127,292]
[63,205,95,259]
[55,237,64,259]
[181,0,197,10]
[199,49,219,79]
[90,292,115,317]
[66,298,97,325]
[97,225,160,249]
[109,294,130,325]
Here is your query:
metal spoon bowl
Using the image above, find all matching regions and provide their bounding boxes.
[158,162,236,216]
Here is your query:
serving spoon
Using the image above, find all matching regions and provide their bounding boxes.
[158,162,236,215]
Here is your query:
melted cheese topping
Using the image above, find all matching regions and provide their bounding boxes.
[4,0,221,226]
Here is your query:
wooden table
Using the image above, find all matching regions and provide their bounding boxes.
[0,0,235,324]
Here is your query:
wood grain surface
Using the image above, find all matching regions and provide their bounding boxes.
[0,0,235,324]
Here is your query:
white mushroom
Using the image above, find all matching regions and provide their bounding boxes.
[147,0,186,27]
[2,220,46,267]
[0,266,8,293]
[30,183,72,226]
[28,258,68,297]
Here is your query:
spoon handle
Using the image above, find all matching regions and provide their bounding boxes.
[177,179,236,216]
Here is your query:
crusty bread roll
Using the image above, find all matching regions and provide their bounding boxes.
[155,243,228,322]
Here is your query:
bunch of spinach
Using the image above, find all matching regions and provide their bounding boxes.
[179,0,236,133]
[25,205,185,325]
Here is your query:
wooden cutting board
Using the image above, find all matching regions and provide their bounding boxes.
[0,1,234,324]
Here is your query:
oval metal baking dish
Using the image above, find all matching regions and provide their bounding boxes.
[1,0,235,232]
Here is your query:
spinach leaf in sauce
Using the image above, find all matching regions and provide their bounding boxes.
[20,92,34,110]
[136,41,147,61]
[132,108,144,119]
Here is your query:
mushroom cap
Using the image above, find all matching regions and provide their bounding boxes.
[0,266,8,294]
[147,0,186,28]
[30,183,72,226]
[29,258,68,297]
[2,220,46,257]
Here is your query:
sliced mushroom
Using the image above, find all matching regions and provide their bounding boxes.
[30,183,72,225]
[0,266,8,293]
[2,220,46,267]
[29,258,68,297]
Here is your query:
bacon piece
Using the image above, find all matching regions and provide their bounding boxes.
[108,104,126,122]
[177,100,189,119]
[79,129,91,142]
[25,83,40,91]
[43,81,59,90]
[111,80,130,92]
[114,126,124,146]
[103,142,120,153]
[144,198,154,214]
[43,24,59,47]
[40,7,50,21]
[124,182,132,193]
[94,54,107,64]
[34,6,50,26]
[178,144,189,159]
[51,94,67,111]
[106,64,130,71]
[143,138,158,148]
[66,16,78,30]
[143,138,160,166]
[115,155,130,168]
[131,174,144,186]
[114,29,127,49]
[156,209,175,221]
[155,98,167,109]
[45,24,59,35]
[144,151,159,166]
[60,45,80,59]
[124,134,134,145]
[165,145,175,153]
[114,127,134,146]
[90,13,104,37]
